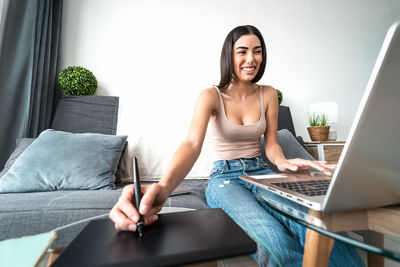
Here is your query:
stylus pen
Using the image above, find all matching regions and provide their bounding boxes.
[133,157,144,236]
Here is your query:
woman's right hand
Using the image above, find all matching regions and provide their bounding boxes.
[109,183,169,231]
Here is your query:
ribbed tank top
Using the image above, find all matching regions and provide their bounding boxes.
[209,86,266,161]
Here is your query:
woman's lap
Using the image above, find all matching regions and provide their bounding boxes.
[206,156,364,267]
[206,157,304,266]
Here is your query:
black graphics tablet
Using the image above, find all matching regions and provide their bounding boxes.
[52,208,257,267]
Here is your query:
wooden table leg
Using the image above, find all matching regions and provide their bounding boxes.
[303,228,334,267]
[365,231,384,267]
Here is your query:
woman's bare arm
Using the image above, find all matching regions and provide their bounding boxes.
[110,88,218,230]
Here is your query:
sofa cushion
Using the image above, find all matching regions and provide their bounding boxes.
[0,179,209,243]
[0,189,123,242]
[0,130,127,193]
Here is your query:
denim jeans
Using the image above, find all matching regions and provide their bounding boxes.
[205,156,364,267]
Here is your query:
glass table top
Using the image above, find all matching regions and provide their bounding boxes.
[256,188,400,262]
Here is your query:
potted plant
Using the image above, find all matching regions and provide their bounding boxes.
[307,112,330,141]
[58,66,98,96]
[276,89,283,105]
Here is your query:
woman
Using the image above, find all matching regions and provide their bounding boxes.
[110,25,364,266]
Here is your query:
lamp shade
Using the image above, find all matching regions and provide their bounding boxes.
[309,101,339,123]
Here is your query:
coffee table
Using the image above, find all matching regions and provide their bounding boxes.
[47,207,258,267]
[256,188,400,267]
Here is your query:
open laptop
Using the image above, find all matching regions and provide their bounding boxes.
[240,21,400,213]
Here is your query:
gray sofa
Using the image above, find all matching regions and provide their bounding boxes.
[0,96,312,246]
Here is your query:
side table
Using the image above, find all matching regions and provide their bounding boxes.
[304,141,345,164]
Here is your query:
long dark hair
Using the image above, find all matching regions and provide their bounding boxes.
[218,25,267,90]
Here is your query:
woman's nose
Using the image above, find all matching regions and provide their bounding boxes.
[246,53,255,63]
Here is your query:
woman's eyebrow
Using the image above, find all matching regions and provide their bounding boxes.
[235,45,262,50]
[235,46,248,50]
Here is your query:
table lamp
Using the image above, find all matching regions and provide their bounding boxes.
[308,101,339,141]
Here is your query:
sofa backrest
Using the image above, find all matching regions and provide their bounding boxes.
[49,98,301,181]
[51,95,119,135]
[278,105,296,137]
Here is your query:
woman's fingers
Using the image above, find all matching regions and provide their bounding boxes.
[119,185,141,221]
[286,159,333,176]
[144,214,159,225]
[109,185,139,231]
[301,160,332,175]
[318,161,336,170]
[110,184,164,231]
[109,205,135,231]
[139,183,161,215]
[140,183,168,216]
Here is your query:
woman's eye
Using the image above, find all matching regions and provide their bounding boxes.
[254,50,262,54]
[237,51,246,54]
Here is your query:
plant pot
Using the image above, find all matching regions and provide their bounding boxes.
[307,126,330,141]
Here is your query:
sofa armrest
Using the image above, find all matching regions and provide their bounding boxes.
[278,105,297,136]
[278,105,307,149]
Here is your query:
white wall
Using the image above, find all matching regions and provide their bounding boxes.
[61,0,400,179]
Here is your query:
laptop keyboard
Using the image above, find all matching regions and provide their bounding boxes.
[271,180,331,196]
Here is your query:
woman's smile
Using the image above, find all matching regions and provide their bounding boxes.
[241,65,257,74]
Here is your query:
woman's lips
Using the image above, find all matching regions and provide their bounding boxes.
[241,66,256,73]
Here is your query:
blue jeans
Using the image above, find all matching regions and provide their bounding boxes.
[205,156,364,267]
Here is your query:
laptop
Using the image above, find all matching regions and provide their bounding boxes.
[240,21,400,213]
[51,209,257,267]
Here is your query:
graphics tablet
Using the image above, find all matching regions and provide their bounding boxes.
[52,208,257,267]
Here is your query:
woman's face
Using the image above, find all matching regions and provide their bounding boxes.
[232,34,263,83]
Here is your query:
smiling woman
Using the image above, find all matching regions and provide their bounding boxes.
[109,24,364,267]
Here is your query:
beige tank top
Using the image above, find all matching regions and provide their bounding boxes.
[209,86,266,161]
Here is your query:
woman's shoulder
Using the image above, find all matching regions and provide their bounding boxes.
[259,84,276,94]
[198,86,220,101]
[194,87,220,111]
[259,85,278,107]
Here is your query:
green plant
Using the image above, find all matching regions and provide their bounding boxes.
[58,66,98,96]
[276,89,283,105]
[308,112,328,126]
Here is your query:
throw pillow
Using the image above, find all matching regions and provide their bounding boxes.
[0,130,127,193]
[0,138,128,185]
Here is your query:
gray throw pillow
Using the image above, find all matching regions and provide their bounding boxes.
[0,138,127,184]
[0,130,127,193]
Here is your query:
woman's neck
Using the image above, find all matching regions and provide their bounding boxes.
[225,81,257,99]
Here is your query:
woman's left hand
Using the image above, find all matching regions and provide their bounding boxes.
[276,158,335,176]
